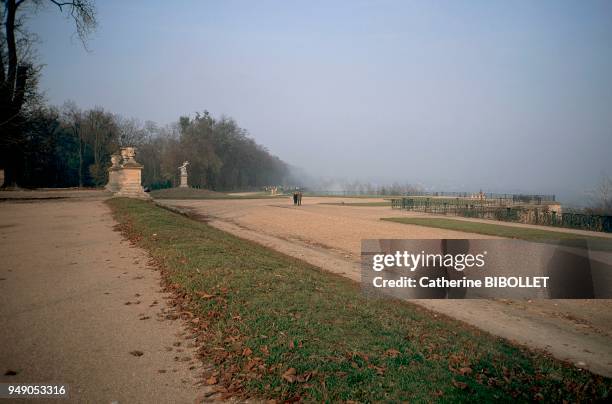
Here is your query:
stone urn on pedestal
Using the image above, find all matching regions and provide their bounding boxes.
[114,147,150,199]
[105,154,122,192]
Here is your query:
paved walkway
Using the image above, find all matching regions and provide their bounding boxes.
[0,193,203,403]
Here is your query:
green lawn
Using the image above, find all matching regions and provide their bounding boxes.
[305,194,405,198]
[107,198,610,402]
[382,217,612,251]
[320,201,391,207]
[150,187,286,200]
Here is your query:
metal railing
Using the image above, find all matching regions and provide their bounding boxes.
[310,190,556,203]
[403,191,555,204]
[391,197,611,233]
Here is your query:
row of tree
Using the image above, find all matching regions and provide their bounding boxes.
[1,0,289,191]
[141,112,289,190]
[1,0,97,187]
[11,103,289,190]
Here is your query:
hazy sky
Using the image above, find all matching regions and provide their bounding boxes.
[29,0,612,203]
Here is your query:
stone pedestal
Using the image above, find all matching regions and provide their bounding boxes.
[105,154,122,193]
[112,147,150,199]
[114,164,150,199]
[178,161,189,188]
[105,167,122,192]
[179,174,188,188]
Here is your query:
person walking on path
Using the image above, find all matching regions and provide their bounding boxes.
[293,191,298,206]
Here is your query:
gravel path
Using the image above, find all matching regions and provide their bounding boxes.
[0,194,206,403]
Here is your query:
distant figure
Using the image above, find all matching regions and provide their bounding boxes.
[293,192,298,205]
[297,192,303,206]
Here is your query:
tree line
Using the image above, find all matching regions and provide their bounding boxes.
[10,103,289,190]
[1,1,288,190]
[1,0,96,187]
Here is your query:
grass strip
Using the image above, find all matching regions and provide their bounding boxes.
[108,198,611,402]
[150,188,286,200]
[320,202,391,207]
[305,194,404,198]
[382,217,612,251]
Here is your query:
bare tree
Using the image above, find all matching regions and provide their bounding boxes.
[588,174,612,215]
[1,0,96,187]
[115,115,146,147]
[81,106,117,186]
[61,100,84,186]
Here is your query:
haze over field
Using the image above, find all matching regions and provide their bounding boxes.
[30,0,612,204]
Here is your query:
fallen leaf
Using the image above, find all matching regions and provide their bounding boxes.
[206,376,218,385]
[242,347,253,357]
[452,379,468,390]
[130,350,144,357]
[459,367,472,375]
[296,371,313,383]
[196,291,214,299]
[282,368,297,383]
[244,360,258,371]
[575,361,587,368]
[385,349,400,358]
[354,352,368,362]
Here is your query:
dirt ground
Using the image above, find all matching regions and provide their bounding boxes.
[0,192,210,403]
[158,196,612,377]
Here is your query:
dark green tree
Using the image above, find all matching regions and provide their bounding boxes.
[0,0,96,187]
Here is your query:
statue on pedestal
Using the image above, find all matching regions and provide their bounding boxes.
[178,161,189,188]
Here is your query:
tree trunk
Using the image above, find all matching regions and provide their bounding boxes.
[0,0,29,188]
[78,135,84,187]
[1,148,19,188]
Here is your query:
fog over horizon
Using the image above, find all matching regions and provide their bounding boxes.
[30,0,612,205]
